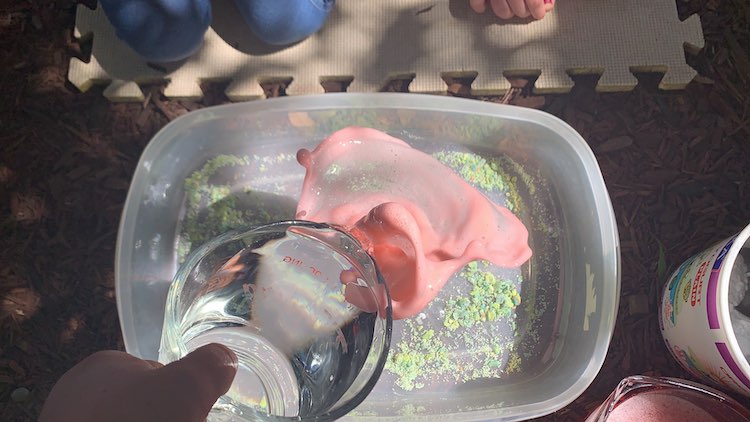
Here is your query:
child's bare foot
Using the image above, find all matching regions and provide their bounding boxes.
[469,0,555,20]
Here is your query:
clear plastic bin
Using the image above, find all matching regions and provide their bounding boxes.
[116,93,620,421]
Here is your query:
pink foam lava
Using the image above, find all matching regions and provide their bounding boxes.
[296,127,532,319]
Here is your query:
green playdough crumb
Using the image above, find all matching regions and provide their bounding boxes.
[506,350,522,374]
[432,151,526,213]
[385,322,454,391]
[179,154,295,262]
[433,151,506,192]
[184,155,250,193]
[182,155,249,249]
[492,165,523,214]
[385,261,524,391]
[502,155,536,196]
[495,156,535,214]
[443,261,521,331]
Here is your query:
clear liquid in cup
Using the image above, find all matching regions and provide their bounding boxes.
[160,223,390,420]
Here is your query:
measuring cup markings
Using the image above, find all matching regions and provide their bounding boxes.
[282,255,330,281]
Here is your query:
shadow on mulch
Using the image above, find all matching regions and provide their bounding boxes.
[1,0,749,421]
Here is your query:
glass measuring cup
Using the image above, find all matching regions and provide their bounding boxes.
[586,375,750,421]
[159,221,392,421]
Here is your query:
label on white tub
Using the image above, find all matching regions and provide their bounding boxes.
[659,235,750,397]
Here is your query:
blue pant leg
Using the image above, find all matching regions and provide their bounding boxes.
[232,0,335,45]
[99,0,211,62]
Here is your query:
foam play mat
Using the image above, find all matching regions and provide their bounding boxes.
[69,0,705,102]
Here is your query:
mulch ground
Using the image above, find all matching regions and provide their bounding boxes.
[1,0,749,421]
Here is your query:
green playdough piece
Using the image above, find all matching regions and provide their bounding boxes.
[385,261,523,391]
[178,154,296,261]
[385,321,455,391]
[443,262,521,331]
[432,150,524,213]
[432,151,506,192]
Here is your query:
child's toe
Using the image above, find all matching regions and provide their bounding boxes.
[469,0,488,13]
[527,0,548,19]
[489,0,515,19]
[508,0,531,18]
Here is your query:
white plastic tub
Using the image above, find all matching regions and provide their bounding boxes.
[116,93,620,421]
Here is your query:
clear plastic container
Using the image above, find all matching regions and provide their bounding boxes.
[116,93,620,421]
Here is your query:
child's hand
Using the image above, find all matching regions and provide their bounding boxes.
[469,0,555,20]
[39,344,238,422]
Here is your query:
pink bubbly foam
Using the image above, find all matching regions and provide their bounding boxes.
[295,127,532,319]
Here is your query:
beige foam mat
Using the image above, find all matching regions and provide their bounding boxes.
[69,0,704,102]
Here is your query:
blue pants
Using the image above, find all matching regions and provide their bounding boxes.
[99,0,335,62]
